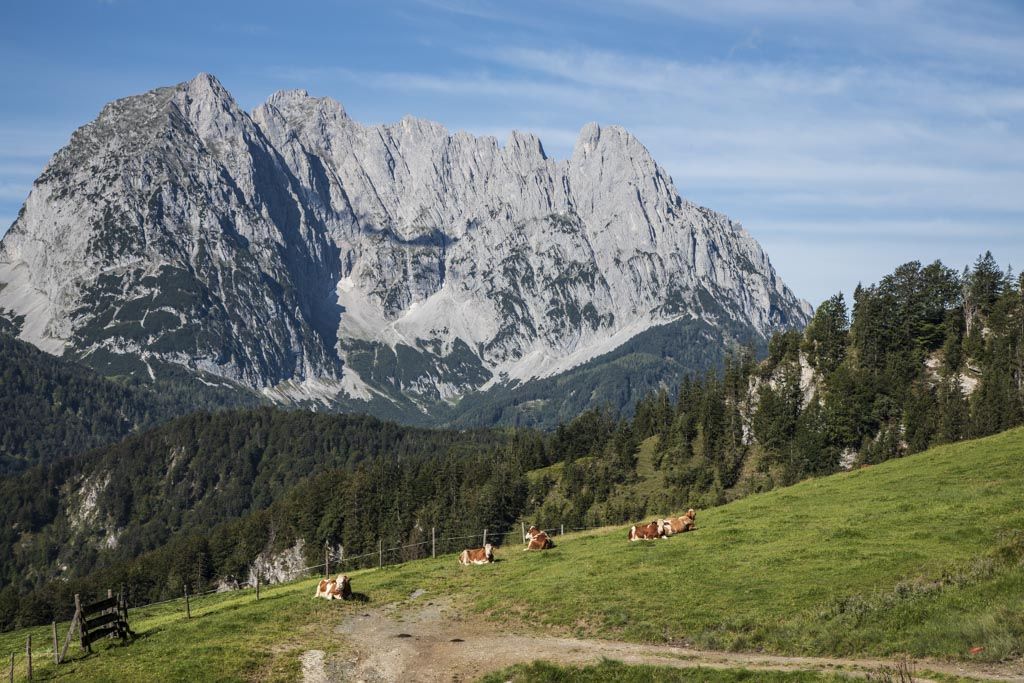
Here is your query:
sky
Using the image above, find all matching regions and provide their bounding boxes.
[1,1,1022,306]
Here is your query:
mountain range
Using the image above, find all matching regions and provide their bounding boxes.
[0,73,810,425]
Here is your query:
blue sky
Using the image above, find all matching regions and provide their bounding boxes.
[1,0,1022,305]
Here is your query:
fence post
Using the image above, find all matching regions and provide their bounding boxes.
[74,594,85,651]
[325,542,330,579]
[25,635,31,681]
[483,528,488,546]
[560,524,564,536]
[59,611,77,665]
[256,574,260,600]
[378,539,383,569]
[431,528,436,558]
[184,584,191,619]
[521,522,526,541]
[8,652,13,683]
[340,545,344,568]
[51,621,58,665]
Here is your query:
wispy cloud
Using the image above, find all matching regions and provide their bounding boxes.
[628,0,1024,65]
[266,65,600,109]
[752,218,1024,243]
[0,178,32,200]
[412,0,540,25]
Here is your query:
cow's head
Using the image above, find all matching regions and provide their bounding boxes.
[484,543,494,560]
[526,525,540,541]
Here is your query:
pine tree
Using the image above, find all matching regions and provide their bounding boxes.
[935,375,968,444]
[802,293,848,374]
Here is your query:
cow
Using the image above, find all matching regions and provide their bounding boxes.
[680,508,697,531]
[628,520,668,541]
[664,510,695,535]
[459,543,494,565]
[524,527,553,550]
[314,574,352,600]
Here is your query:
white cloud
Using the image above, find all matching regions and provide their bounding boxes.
[266,65,599,108]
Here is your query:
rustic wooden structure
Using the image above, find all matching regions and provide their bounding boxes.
[74,590,134,654]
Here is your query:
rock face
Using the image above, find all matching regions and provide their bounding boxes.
[0,74,811,418]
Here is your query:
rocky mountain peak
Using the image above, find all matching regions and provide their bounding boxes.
[506,130,547,162]
[0,74,811,420]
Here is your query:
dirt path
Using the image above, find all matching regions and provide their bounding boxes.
[305,595,1024,682]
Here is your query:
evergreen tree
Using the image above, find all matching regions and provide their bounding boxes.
[802,293,848,374]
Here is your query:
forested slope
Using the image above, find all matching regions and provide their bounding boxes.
[0,333,257,473]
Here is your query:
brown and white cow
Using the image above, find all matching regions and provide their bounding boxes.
[680,508,696,531]
[628,520,668,541]
[459,543,494,565]
[314,574,352,600]
[524,526,553,551]
[664,513,690,535]
[665,508,697,535]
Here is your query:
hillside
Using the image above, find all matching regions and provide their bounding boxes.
[2,428,1021,681]
[0,332,257,473]
[0,408,521,612]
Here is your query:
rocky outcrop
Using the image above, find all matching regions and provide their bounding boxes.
[0,74,811,415]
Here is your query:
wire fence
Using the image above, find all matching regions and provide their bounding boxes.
[147,521,603,608]
[5,520,612,678]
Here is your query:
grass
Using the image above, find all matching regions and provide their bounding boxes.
[0,576,415,681]
[445,428,1024,660]
[2,428,1023,680]
[477,660,853,682]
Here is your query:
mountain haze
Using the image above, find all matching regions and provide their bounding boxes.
[0,74,810,423]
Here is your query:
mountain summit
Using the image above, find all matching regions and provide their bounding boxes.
[0,73,811,423]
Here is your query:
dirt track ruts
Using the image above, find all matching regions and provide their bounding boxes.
[302,596,1024,683]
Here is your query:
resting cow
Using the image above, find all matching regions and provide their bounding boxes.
[667,509,697,534]
[628,520,667,541]
[680,508,696,531]
[314,574,352,600]
[524,525,553,550]
[459,543,494,565]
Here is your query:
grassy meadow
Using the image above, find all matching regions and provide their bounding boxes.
[478,660,856,682]
[1,427,1022,680]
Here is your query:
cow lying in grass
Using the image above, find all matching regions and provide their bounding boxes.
[314,574,352,600]
[665,508,697,535]
[628,520,668,541]
[524,525,554,550]
[459,543,494,565]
